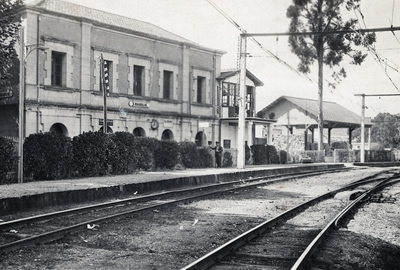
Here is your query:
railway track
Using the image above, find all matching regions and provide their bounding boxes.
[0,167,350,255]
[181,170,400,270]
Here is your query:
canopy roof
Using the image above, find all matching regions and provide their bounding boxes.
[217,69,264,87]
[258,96,372,129]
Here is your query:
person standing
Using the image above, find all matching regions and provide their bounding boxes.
[212,141,223,168]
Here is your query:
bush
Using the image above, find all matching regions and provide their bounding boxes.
[331,141,350,150]
[107,132,136,175]
[154,140,179,169]
[279,150,287,164]
[132,137,158,171]
[198,147,214,168]
[179,141,201,168]
[24,132,72,181]
[222,151,233,167]
[71,131,112,177]
[267,145,279,164]
[0,137,17,183]
[251,145,268,165]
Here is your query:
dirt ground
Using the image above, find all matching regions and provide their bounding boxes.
[1,167,400,269]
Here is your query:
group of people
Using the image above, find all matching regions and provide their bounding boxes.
[207,141,223,168]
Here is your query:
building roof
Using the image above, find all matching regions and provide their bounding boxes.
[258,96,372,128]
[26,0,224,53]
[217,69,264,87]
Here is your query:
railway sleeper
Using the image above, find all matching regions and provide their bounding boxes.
[214,261,288,269]
[220,252,297,267]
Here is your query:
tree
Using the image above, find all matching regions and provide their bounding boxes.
[371,113,400,148]
[353,113,400,148]
[0,0,24,87]
[286,0,376,150]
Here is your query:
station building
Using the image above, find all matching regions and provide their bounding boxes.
[0,0,273,165]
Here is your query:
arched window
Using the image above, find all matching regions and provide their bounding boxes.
[99,126,113,133]
[50,123,69,137]
[133,127,146,137]
[195,131,206,147]
[161,129,174,141]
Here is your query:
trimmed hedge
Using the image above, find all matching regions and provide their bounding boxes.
[108,132,136,175]
[154,140,180,169]
[132,137,158,171]
[279,150,287,164]
[24,132,72,181]
[251,145,268,165]
[0,137,17,183]
[0,131,223,182]
[198,147,214,168]
[250,145,282,164]
[267,145,279,163]
[179,141,201,168]
[71,131,112,177]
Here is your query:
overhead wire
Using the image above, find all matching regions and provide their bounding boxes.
[389,0,400,46]
[350,7,400,115]
[204,0,316,84]
[353,8,400,92]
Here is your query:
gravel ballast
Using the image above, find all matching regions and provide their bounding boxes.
[1,167,399,269]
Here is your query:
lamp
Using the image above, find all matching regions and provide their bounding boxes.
[17,35,48,183]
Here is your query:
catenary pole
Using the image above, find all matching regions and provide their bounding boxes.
[354,93,400,163]
[237,35,247,169]
[361,94,366,163]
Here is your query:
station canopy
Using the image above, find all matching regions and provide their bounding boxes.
[258,96,373,129]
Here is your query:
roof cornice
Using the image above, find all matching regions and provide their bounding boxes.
[22,3,226,56]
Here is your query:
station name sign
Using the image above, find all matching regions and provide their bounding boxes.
[128,101,149,108]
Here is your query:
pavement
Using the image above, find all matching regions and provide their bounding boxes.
[0,163,345,215]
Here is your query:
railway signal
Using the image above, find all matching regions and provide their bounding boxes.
[100,54,108,133]
[0,90,13,99]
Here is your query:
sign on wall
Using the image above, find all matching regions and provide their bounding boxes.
[99,119,113,126]
[128,101,149,108]
[199,121,209,128]
[164,120,173,128]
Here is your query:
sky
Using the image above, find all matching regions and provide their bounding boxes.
[27,0,400,118]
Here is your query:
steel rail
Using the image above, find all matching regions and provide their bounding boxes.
[0,167,348,231]
[180,172,398,270]
[291,177,400,270]
[0,167,349,254]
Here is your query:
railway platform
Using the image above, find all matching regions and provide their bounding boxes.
[0,163,346,215]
